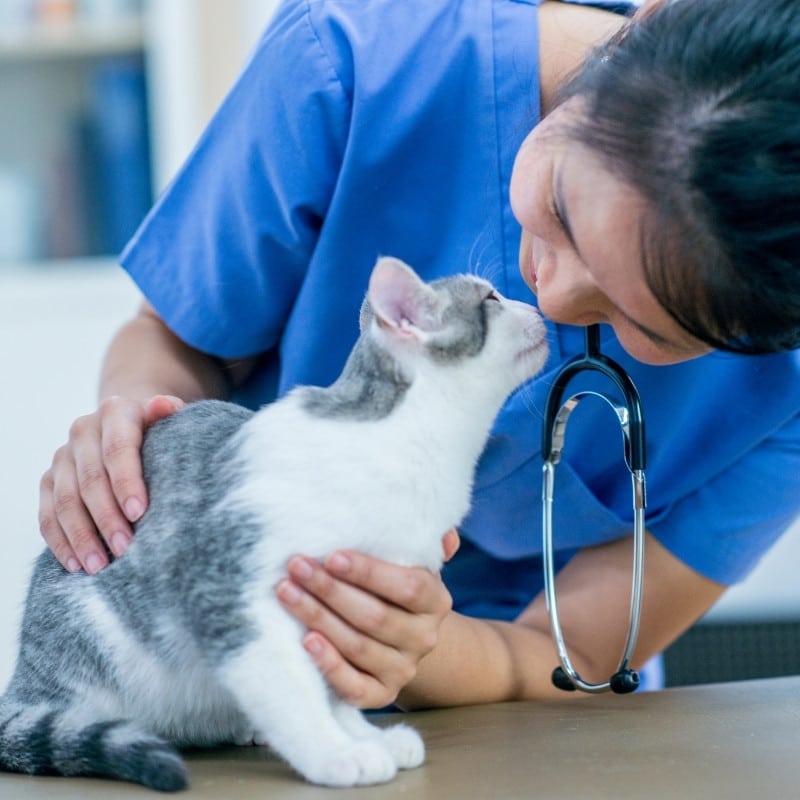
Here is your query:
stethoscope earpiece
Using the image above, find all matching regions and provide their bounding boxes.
[551,667,577,692]
[610,668,640,695]
[551,666,640,694]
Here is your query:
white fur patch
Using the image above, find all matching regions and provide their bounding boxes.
[78,588,242,745]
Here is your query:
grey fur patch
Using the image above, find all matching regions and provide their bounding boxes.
[99,400,263,661]
[300,334,411,420]
[17,555,121,700]
[426,276,493,362]
[302,274,494,419]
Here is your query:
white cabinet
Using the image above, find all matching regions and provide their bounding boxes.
[0,261,141,690]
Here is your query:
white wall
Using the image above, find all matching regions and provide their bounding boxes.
[0,262,140,688]
[705,520,800,623]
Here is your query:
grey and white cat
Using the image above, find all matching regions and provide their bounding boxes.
[0,257,547,791]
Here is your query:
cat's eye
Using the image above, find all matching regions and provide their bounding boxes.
[485,290,501,302]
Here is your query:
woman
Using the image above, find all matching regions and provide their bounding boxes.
[39,0,800,706]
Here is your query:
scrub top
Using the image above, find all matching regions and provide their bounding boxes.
[120,0,800,636]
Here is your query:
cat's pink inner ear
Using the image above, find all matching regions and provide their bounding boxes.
[368,257,440,333]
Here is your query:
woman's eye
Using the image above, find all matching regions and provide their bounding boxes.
[549,200,566,232]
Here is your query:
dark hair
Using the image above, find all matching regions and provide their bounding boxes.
[559,0,800,354]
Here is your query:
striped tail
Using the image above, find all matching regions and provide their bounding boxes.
[0,699,188,792]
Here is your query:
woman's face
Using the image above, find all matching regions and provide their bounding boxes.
[510,102,711,365]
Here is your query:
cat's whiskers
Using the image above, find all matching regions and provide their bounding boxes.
[514,378,546,423]
[465,234,504,285]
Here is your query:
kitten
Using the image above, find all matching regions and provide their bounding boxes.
[0,257,547,791]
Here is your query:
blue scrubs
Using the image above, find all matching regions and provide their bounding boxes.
[121,0,800,669]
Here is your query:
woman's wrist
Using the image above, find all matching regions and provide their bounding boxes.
[396,613,519,709]
[396,611,577,709]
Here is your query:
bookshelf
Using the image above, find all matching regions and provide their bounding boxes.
[0,16,144,61]
[0,0,279,267]
[0,2,150,264]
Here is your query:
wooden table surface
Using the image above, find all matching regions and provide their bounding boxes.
[2,675,798,799]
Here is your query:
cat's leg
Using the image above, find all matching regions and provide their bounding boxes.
[333,700,425,770]
[217,622,397,787]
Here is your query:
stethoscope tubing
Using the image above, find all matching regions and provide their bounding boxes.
[541,324,647,694]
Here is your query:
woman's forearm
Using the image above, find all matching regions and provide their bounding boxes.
[396,611,572,709]
[398,533,726,710]
[98,302,232,403]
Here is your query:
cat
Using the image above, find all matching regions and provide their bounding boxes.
[0,256,547,791]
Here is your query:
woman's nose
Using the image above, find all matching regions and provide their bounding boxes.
[536,243,607,324]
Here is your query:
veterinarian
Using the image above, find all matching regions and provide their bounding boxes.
[39,0,800,706]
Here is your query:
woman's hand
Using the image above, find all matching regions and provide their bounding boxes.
[38,394,184,573]
[276,530,460,709]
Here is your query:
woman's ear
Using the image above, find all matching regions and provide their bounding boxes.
[367,257,441,340]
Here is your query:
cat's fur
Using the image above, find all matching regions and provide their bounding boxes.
[0,257,547,791]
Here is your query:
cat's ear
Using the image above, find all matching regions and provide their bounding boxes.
[367,257,441,340]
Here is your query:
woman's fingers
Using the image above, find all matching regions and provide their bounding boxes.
[324,549,452,617]
[302,631,409,708]
[276,572,414,707]
[42,422,113,573]
[38,394,184,572]
[39,460,93,573]
[97,395,152,525]
[106,395,183,522]
[277,549,453,707]
[143,394,185,426]
[287,556,428,647]
[442,528,461,562]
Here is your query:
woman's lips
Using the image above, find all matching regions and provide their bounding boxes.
[528,251,538,289]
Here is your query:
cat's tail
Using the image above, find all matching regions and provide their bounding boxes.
[0,696,189,792]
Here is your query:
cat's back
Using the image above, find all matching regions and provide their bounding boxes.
[77,400,259,649]
[142,399,254,502]
[23,401,255,606]
[123,400,258,570]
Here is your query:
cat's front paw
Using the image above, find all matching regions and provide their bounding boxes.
[303,740,397,787]
[381,723,425,770]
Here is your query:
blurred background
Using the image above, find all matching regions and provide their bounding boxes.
[0,0,279,686]
[0,0,798,692]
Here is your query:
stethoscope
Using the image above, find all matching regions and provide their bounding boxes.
[541,324,647,694]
